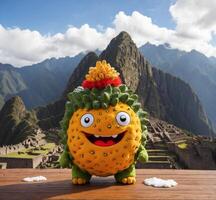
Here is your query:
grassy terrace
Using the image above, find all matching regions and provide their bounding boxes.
[0,143,55,159]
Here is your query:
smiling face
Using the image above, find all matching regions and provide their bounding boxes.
[67,102,142,176]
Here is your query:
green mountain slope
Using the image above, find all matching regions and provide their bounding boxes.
[0,96,39,145]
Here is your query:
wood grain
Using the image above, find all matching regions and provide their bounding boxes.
[0,169,216,200]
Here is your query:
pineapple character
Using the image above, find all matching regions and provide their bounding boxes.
[59,60,148,185]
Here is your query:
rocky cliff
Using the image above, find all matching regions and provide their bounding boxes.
[140,43,216,131]
[99,32,212,135]
[0,96,39,145]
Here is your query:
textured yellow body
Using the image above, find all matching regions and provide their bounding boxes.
[67,102,141,177]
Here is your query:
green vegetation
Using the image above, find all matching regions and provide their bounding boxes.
[0,95,4,109]
[146,160,170,164]
[0,69,27,109]
[0,143,55,159]
[0,96,40,145]
[177,143,188,149]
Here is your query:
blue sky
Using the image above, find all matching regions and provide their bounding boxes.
[0,0,175,34]
[0,0,216,67]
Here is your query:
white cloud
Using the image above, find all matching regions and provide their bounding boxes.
[0,24,116,67]
[113,11,175,46]
[1,0,216,67]
[168,0,216,56]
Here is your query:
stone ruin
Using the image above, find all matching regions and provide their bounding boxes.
[38,145,63,168]
[0,128,46,155]
[139,117,216,170]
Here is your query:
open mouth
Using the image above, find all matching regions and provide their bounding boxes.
[82,131,126,147]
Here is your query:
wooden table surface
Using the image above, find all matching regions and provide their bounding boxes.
[0,169,216,200]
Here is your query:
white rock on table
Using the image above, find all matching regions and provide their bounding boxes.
[22,176,47,182]
[144,177,177,188]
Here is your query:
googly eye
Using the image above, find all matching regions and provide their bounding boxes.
[116,112,130,126]
[81,113,94,127]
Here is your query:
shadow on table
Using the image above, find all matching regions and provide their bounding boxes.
[0,176,124,200]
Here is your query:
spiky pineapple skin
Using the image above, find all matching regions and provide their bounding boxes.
[67,102,141,177]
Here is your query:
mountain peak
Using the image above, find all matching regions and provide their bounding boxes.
[0,63,15,71]
[189,49,206,58]
[99,31,144,91]
[116,31,132,40]
[0,96,39,145]
[0,96,25,120]
[102,31,136,54]
[162,43,171,49]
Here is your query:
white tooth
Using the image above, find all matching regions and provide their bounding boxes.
[112,135,118,138]
[94,135,100,138]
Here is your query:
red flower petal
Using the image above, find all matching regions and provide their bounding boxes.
[82,77,122,89]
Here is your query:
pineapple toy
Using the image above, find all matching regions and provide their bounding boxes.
[59,60,148,185]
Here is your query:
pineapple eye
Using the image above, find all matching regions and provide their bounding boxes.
[81,113,94,127]
[116,112,130,126]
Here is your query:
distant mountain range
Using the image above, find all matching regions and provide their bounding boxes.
[0,32,215,171]
[0,54,83,110]
[139,43,216,129]
[35,32,213,136]
[0,32,215,139]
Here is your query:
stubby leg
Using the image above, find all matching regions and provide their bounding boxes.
[72,164,92,185]
[114,164,136,185]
